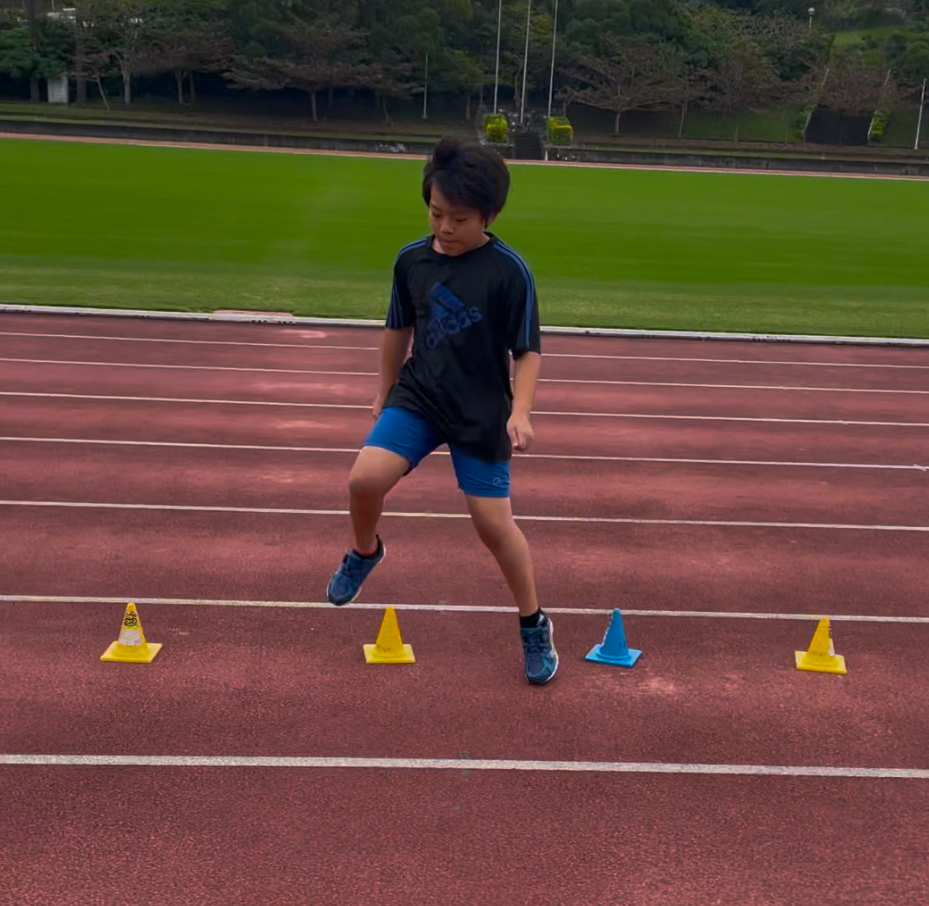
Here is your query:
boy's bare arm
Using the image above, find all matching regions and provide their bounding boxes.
[509,351,541,451]
[374,327,414,417]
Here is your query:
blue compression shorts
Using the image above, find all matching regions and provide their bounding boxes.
[365,407,510,498]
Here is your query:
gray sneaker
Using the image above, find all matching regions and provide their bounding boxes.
[326,536,386,606]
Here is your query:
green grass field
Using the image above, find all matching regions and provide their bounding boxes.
[2,137,927,337]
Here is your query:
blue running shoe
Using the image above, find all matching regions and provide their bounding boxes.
[520,614,559,685]
[327,536,386,606]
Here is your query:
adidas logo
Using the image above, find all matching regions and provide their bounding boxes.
[424,282,482,349]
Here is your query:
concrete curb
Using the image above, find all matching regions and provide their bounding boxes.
[2,303,928,347]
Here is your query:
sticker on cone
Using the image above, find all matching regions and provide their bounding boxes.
[795,618,846,674]
[100,603,162,663]
[585,609,641,667]
[364,606,415,664]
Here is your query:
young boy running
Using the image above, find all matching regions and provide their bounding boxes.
[326,135,557,685]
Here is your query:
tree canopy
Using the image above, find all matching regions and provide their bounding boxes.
[0,0,925,124]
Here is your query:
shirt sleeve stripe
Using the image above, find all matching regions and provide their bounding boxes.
[397,237,431,257]
[386,238,430,329]
[494,242,537,350]
[386,279,410,328]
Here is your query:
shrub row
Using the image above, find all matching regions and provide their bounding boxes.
[483,113,508,143]
[546,116,574,146]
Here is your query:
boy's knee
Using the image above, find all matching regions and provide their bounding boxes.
[471,506,518,550]
[349,450,409,498]
[349,469,390,499]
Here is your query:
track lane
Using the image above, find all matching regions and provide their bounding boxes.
[3,440,927,525]
[3,601,928,770]
[3,765,926,906]
[3,312,929,365]
[3,362,929,423]
[3,397,927,465]
[5,337,929,390]
[2,508,925,617]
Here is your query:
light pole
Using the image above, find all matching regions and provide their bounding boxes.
[423,52,428,119]
[916,77,927,152]
[547,0,559,120]
[519,0,532,125]
[808,6,815,31]
[493,0,503,113]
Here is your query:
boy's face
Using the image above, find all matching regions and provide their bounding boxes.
[428,185,496,257]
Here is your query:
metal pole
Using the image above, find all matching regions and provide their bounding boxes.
[520,0,532,125]
[916,78,927,152]
[493,0,503,113]
[547,0,558,120]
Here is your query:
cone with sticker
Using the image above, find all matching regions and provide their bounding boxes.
[100,602,162,663]
[585,609,641,667]
[795,618,846,675]
[364,606,415,664]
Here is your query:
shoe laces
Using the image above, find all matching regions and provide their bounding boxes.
[521,624,549,656]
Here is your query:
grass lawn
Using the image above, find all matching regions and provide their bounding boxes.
[1,137,927,337]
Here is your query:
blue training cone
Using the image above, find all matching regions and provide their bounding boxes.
[586,609,641,667]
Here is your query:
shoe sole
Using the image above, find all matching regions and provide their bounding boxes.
[527,618,559,685]
[328,544,387,606]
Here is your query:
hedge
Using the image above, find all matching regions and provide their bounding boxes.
[483,113,508,144]
[547,116,574,146]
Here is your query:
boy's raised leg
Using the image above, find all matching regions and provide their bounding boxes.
[348,446,410,553]
[327,446,410,606]
[465,495,558,684]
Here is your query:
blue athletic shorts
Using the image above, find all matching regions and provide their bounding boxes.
[365,407,510,498]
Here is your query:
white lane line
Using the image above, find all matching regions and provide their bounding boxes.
[3,500,927,532]
[537,410,929,427]
[543,378,929,395]
[3,331,927,370]
[0,358,376,377]
[2,753,926,779]
[2,436,925,471]
[4,595,928,623]
[4,392,928,428]
[0,330,378,352]
[546,353,929,370]
[4,358,927,396]
[0,391,365,410]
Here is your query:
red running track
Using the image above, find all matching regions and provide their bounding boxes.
[2,312,929,905]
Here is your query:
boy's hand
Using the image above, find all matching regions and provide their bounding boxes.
[507,413,534,453]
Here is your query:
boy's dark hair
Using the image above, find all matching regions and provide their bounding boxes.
[422,136,510,222]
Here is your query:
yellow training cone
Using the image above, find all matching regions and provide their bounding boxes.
[364,606,415,664]
[100,603,162,663]
[795,618,846,675]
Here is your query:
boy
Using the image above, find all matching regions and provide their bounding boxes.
[326,135,557,685]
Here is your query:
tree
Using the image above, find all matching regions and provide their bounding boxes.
[225,16,382,121]
[818,48,897,112]
[145,0,231,104]
[883,29,929,88]
[0,24,35,82]
[563,36,686,132]
[694,8,825,137]
[0,13,71,96]
[356,0,475,114]
[421,47,486,118]
[564,0,688,57]
[78,0,157,105]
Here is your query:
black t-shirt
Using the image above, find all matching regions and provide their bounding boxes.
[384,233,542,463]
